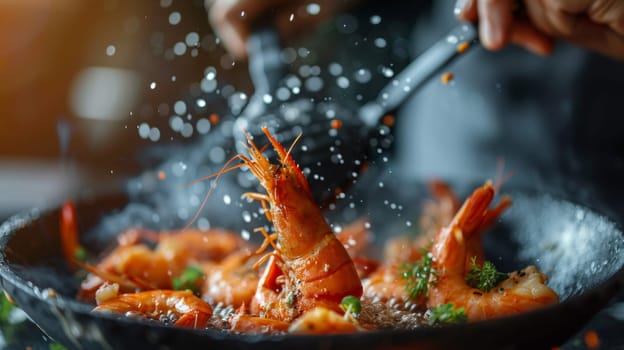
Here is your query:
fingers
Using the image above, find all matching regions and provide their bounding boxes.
[455,0,624,60]
[455,0,478,21]
[585,0,624,35]
[477,0,517,50]
[508,19,554,55]
[564,17,624,60]
[526,0,624,60]
[524,0,580,37]
[207,0,285,59]
[455,0,551,54]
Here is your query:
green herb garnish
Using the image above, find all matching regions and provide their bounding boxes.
[340,295,362,315]
[401,248,436,299]
[428,303,468,325]
[285,292,296,308]
[49,343,69,350]
[172,266,204,293]
[74,246,87,262]
[465,257,507,292]
[0,292,14,323]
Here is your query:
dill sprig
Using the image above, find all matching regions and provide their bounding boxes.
[401,248,437,299]
[428,303,468,325]
[465,257,507,292]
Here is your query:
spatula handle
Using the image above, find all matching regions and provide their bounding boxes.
[359,23,478,127]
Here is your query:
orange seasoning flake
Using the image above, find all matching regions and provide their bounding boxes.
[209,113,220,125]
[157,170,167,180]
[457,41,470,53]
[381,114,395,127]
[441,72,454,85]
[584,330,600,349]
[330,119,343,129]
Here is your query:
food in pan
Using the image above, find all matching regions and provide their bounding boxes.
[60,127,559,334]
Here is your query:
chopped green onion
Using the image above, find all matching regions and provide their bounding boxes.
[74,246,87,262]
[340,295,362,315]
[401,249,436,299]
[49,343,69,350]
[172,266,204,293]
[428,303,468,325]
[285,292,296,308]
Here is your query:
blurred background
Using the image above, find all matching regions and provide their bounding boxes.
[0,0,254,218]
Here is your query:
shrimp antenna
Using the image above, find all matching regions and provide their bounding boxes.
[493,157,514,192]
[178,163,246,189]
[183,154,247,230]
[285,132,303,161]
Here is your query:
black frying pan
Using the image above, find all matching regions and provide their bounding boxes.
[1,174,623,350]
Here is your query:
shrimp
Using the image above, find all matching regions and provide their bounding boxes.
[336,218,378,279]
[60,201,81,266]
[288,307,359,334]
[382,180,460,266]
[72,226,247,301]
[363,181,510,309]
[362,265,421,308]
[362,181,461,307]
[427,181,558,321]
[228,127,362,322]
[228,304,290,334]
[93,289,213,329]
[229,305,358,334]
[200,249,259,308]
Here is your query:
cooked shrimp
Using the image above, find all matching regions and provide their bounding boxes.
[363,181,460,307]
[93,289,213,329]
[362,265,420,308]
[383,180,460,266]
[224,127,362,322]
[428,181,558,321]
[229,304,290,334]
[288,307,359,334]
[336,218,371,258]
[336,219,378,279]
[60,201,86,267]
[74,227,247,301]
[201,249,259,308]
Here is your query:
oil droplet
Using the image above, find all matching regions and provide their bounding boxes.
[337,76,350,89]
[168,12,181,25]
[306,3,321,15]
[173,42,187,56]
[196,118,211,134]
[149,82,157,90]
[370,15,382,25]
[289,13,295,22]
[223,195,232,205]
[105,45,116,56]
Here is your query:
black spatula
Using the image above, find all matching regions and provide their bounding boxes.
[233,24,478,204]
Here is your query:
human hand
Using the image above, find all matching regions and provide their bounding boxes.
[454,0,624,60]
[205,0,356,59]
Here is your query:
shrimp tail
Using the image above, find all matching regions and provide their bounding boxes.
[60,201,81,267]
